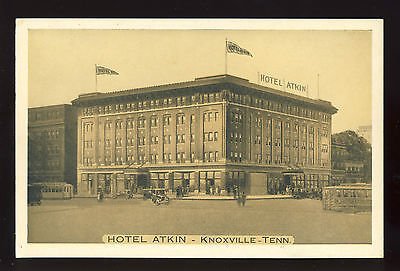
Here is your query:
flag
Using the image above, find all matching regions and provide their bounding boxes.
[226,41,253,57]
[96,65,119,75]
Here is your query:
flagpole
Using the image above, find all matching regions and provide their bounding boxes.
[225,38,228,75]
[317,73,320,99]
[95,64,98,91]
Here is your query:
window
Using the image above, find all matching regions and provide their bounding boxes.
[176,114,185,125]
[151,136,159,144]
[191,152,195,162]
[214,132,218,141]
[138,117,146,128]
[204,152,208,161]
[105,121,112,129]
[177,134,185,143]
[163,115,171,126]
[150,154,159,164]
[116,120,123,129]
[138,155,146,163]
[208,132,213,141]
[150,116,158,127]
[138,137,146,146]
[127,138,134,146]
[210,152,215,161]
[177,152,186,163]
[215,112,219,121]
[190,114,195,123]
[105,139,111,147]
[190,134,195,143]
[163,135,171,144]
[255,117,262,127]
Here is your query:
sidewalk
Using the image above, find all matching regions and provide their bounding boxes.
[174,194,292,200]
[73,194,292,200]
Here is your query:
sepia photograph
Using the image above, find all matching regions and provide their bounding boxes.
[15,19,383,258]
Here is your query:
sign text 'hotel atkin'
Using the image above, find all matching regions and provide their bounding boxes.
[258,72,309,94]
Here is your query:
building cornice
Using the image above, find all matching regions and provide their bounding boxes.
[72,74,337,114]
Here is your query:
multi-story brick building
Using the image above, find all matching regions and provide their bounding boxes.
[28,104,77,189]
[72,74,337,196]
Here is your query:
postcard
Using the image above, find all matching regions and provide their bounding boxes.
[15,19,383,258]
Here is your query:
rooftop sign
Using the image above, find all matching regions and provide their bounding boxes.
[258,72,309,95]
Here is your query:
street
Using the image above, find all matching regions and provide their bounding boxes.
[28,198,371,244]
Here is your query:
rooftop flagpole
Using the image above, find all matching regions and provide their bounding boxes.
[225,38,228,75]
[317,73,320,99]
[95,64,98,92]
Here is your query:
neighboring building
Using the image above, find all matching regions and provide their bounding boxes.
[331,142,347,184]
[71,74,337,196]
[331,141,365,184]
[357,125,372,144]
[28,104,77,190]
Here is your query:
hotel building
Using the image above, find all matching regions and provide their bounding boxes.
[72,74,337,196]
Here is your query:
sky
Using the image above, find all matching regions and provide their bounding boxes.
[28,29,372,133]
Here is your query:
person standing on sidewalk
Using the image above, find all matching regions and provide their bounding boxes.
[241,192,247,206]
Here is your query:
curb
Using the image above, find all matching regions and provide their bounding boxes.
[176,196,293,201]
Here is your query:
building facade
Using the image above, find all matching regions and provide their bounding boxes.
[331,142,365,184]
[72,74,337,196]
[28,104,77,189]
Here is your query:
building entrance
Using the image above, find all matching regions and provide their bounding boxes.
[206,178,215,195]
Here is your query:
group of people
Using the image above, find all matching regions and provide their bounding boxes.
[206,185,222,195]
[236,191,247,206]
[175,185,190,198]
[289,186,323,199]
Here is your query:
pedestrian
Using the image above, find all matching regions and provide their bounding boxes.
[217,186,221,196]
[241,192,247,206]
[236,192,242,206]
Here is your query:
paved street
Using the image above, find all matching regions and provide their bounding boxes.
[28,198,371,244]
